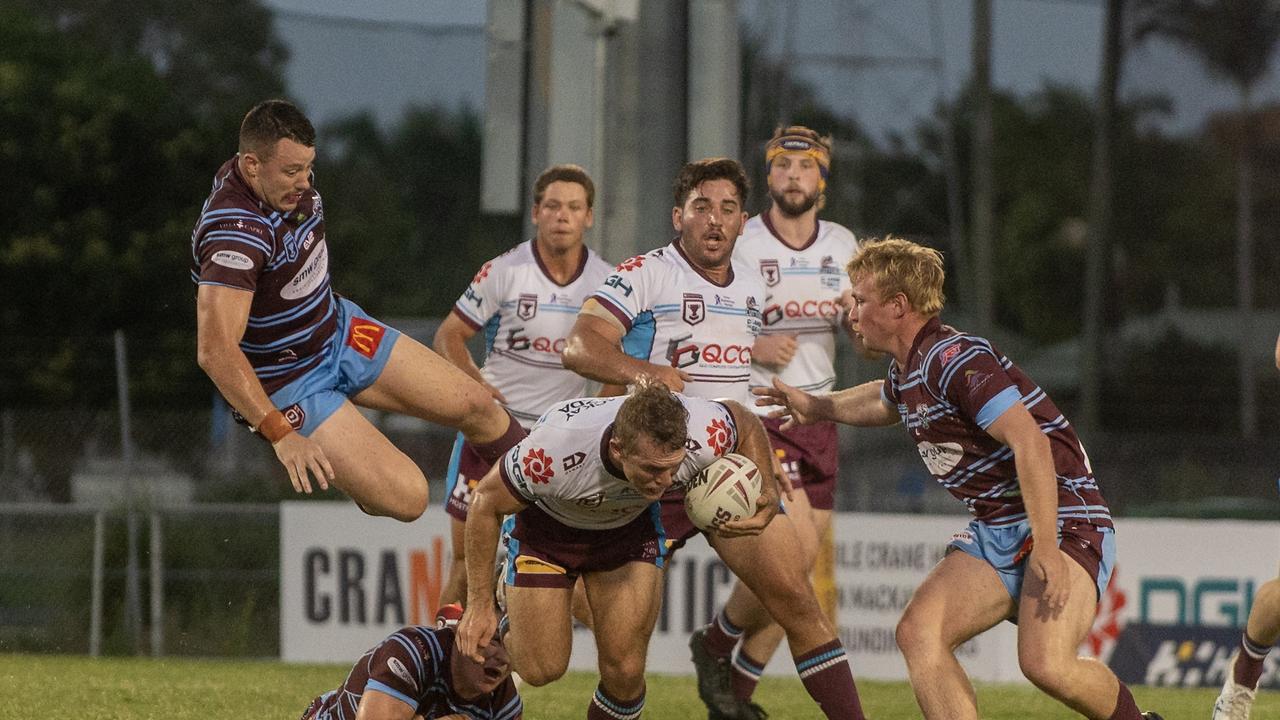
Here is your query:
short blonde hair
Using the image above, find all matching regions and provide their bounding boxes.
[846,237,946,316]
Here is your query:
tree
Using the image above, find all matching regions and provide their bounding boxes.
[1136,0,1280,437]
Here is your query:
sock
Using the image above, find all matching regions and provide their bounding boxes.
[732,648,765,701]
[586,684,644,720]
[702,608,744,659]
[794,640,865,720]
[1234,632,1271,689]
[1107,683,1142,720]
[470,409,527,465]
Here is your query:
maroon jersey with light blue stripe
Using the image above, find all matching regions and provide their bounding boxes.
[882,317,1112,528]
[302,625,521,720]
[190,157,336,394]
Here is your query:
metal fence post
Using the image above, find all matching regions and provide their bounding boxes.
[90,511,104,657]
[150,511,163,657]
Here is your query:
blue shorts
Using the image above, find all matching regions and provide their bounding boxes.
[267,297,400,436]
[946,517,1116,601]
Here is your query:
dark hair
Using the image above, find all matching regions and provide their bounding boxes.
[613,377,689,454]
[672,157,750,208]
[534,164,595,208]
[239,100,316,159]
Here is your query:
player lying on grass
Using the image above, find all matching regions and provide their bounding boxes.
[300,604,520,720]
[756,236,1163,720]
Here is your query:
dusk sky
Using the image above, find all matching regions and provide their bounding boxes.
[263,0,1280,141]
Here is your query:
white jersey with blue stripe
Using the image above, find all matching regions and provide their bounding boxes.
[590,242,765,405]
[451,240,613,427]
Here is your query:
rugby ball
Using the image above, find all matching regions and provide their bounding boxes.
[685,453,763,532]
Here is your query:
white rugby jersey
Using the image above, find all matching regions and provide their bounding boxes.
[590,242,765,405]
[451,240,614,427]
[498,394,739,529]
[734,214,857,413]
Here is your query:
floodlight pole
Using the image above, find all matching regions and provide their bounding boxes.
[114,330,142,654]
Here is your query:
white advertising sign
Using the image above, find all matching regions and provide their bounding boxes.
[281,502,1279,685]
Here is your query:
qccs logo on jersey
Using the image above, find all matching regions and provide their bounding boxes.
[517,293,538,320]
[682,293,706,326]
[521,448,555,484]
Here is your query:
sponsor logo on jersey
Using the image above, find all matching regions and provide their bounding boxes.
[615,255,646,272]
[916,440,964,476]
[517,293,538,320]
[576,491,605,508]
[684,438,703,453]
[940,344,962,365]
[557,398,608,420]
[346,319,385,359]
[602,274,633,297]
[387,657,417,690]
[302,230,318,251]
[760,259,781,286]
[211,250,254,270]
[666,333,700,368]
[280,240,329,300]
[682,293,705,325]
[914,403,931,429]
[472,261,493,285]
[714,294,736,309]
[705,418,732,455]
[505,328,566,354]
[700,343,752,365]
[563,451,587,472]
[521,447,555,484]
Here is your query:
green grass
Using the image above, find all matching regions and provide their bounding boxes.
[0,653,1275,719]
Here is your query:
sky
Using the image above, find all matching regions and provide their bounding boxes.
[262,0,1280,141]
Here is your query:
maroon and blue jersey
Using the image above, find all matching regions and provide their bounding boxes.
[883,317,1112,528]
[302,625,521,720]
[190,157,337,394]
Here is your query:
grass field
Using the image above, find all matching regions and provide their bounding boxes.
[1,654,1275,719]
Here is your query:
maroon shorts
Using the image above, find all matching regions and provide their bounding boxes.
[444,434,495,521]
[763,417,838,510]
[503,505,667,589]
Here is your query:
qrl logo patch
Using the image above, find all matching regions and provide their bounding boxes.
[682,293,706,325]
[517,293,538,320]
[759,259,780,287]
[346,319,386,359]
[282,404,306,431]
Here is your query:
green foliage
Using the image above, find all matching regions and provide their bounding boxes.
[318,108,522,318]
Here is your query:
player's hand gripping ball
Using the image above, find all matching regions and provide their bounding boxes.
[685,453,763,532]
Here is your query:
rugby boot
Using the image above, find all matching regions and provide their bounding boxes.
[1212,677,1257,720]
[690,627,740,718]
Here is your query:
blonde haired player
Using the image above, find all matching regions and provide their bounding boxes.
[758,237,1163,720]
[691,125,859,720]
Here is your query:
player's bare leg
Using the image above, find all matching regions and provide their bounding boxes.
[503,584,575,686]
[895,551,1013,720]
[711,512,865,719]
[571,576,595,631]
[1016,550,1145,719]
[308,402,429,521]
[440,516,468,606]
[582,561,664,717]
[352,334,513,443]
[1215,575,1280,718]
[729,495,827,661]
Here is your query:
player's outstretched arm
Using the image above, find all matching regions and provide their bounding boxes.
[754,377,898,429]
[713,400,781,537]
[352,688,416,720]
[562,300,692,391]
[196,284,333,493]
[433,312,507,403]
[986,403,1070,613]
[459,464,527,662]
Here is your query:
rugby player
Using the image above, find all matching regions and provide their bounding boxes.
[192,100,523,521]
[433,164,613,605]
[561,158,865,719]
[300,606,521,720]
[693,125,860,719]
[455,379,777,720]
[1211,331,1280,719]
[756,236,1163,720]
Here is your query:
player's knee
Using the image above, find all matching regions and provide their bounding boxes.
[894,612,933,658]
[1017,652,1069,696]
[598,652,646,689]
[515,655,569,687]
[384,485,428,523]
